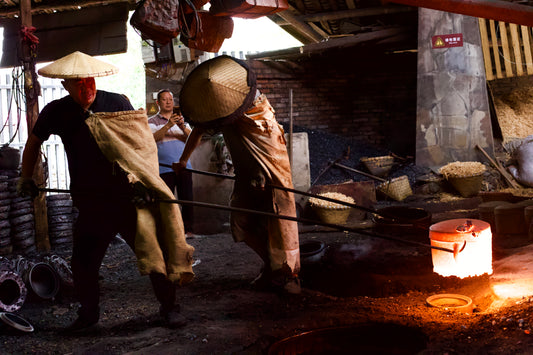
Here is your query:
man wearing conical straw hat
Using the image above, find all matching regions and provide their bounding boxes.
[17,51,195,333]
[175,55,301,294]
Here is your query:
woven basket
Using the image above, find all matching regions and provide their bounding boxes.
[377,175,413,201]
[360,156,394,177]
[447,174,483,197]
[312,205,351,225]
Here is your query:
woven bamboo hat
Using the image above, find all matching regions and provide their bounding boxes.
[38,51,118,79]
[179,55,257,128]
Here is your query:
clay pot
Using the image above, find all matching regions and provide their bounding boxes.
[300,241,326,264]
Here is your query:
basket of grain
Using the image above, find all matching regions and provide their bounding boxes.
[309,192,354,225]
[439,161,486,197]
[360,155,394,177]
[377,175,413,201]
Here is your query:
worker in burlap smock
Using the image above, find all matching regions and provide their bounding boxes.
[174,55,300,294]
[17,51,194,334]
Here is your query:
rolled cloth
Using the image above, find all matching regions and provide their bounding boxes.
[85,109,195,285]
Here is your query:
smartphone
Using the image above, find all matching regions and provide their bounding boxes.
[173,106,181,115]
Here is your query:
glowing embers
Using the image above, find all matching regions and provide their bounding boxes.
[429,219,493,278]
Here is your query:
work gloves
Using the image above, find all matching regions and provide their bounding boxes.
[132,182,156,208]
[16,177,39,199]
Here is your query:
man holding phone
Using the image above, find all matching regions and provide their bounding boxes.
[148,89,195,236]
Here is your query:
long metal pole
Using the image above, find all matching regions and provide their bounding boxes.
[158,198,455,254]
[159,163,420,224]
[38,187,455,254]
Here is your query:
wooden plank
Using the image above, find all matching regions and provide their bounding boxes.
[0,0,134,18]
[489,20,503,79]
[247,28,404,59]
[476,145,521,189]
[276,7,324,43]
[521,25,533,75]
[478,18,494,80]
[509,23,523,76]
[300,6,414,22]
[499,21,514,77]
[389,0,533,27]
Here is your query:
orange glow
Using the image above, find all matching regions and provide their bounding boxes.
[430,219,493,278]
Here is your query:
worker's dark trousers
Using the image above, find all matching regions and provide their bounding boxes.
[160,170,194,232]
[71,198,176,322]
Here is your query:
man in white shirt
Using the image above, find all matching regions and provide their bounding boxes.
[148,89,194,236]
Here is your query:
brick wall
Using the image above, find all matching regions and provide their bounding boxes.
[248,49,418,156]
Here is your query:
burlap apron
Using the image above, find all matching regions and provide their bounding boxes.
[223,95,300,273]
[85,109,194,285]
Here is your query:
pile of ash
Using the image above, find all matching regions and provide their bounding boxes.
[291,126,430,186]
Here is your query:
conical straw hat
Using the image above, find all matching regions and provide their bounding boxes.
[179,55,257,128]
[38,51,118,79]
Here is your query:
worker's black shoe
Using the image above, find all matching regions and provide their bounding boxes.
[160,305,187,329]
[251,268,301,295]
[281,277,301,295]
[270,269,301,295]
[61,316,99,335]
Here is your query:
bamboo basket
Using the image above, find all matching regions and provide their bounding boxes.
[360,155,394,177]
[439,162,486,197]
[312,205,351,225]
[333,163,413,202]
[309,191,354,225]
[447,174,484,197]
[377,175,413,201]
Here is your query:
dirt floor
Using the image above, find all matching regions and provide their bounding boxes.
[1,190,533,354]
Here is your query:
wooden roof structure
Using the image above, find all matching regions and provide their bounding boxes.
[0,0,137,18]
[0,0,531,61]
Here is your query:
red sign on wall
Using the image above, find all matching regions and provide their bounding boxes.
[432,33,463,48]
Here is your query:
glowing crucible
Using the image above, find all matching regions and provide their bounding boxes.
[429,219,493,278]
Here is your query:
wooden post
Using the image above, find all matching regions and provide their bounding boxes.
[20,0,50,251]
[288,88,293,169]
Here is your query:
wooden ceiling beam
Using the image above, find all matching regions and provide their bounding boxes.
[275,7,326,43]
[386,0,533,27]
[0,0,134,18]
[247,27,405,59]
[300,5,415,22]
